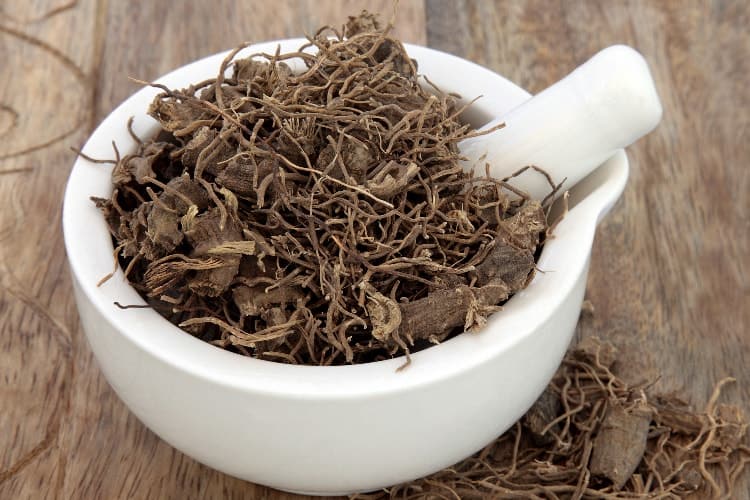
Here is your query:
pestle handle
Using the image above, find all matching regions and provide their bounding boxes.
[459,45,662,201]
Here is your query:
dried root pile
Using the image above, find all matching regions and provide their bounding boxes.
[363,338,750,499]
[92,12,552,365]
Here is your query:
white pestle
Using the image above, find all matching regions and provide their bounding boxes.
[459,45,663,201]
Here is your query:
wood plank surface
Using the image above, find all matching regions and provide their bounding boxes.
[0,1,747,498]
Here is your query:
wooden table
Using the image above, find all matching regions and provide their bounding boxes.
[1,1,747,498]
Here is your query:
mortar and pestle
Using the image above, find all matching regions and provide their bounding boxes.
[63,41,661,494]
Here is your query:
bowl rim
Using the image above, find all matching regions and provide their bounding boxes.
[63,39,628,397]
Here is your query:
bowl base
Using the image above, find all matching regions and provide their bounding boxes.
[275,487,386,497]
[277,486,380,497]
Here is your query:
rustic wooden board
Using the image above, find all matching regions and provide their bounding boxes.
[0,0,746,498]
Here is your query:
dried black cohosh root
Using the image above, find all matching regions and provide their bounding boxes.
[358,338,750,499]
[93,12,553,365]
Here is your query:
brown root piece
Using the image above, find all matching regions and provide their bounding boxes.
[146,206,183,252]
[346,10,381,35]
[184,209,242,297]
[233,284,304,317]
[148,98,201,133]
[364,284,402,342]
[590,401,653,489]
[574,335,617,369]
[428,272,467,292]
[474,238,535,290]
[716,403,748,449]
[502,200,547,250]
[398,280,509,343]
[365,162,420,198]
[216,158,257,196]
[523,386,562,446]
[256,307,292,353]
[162,174,211,210]
[181,126,217,167]
[113,142,172,185]
[316,135,372,182]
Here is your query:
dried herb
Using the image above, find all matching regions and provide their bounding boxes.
[93,11,552,365]
[359,338,750,499]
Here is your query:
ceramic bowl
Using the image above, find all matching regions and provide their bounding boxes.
[62,39,628,495]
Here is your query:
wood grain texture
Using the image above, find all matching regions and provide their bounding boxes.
[0,0,747,498]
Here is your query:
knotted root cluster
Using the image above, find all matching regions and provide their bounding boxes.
[92,12,552,365]
[360,338,750,499]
